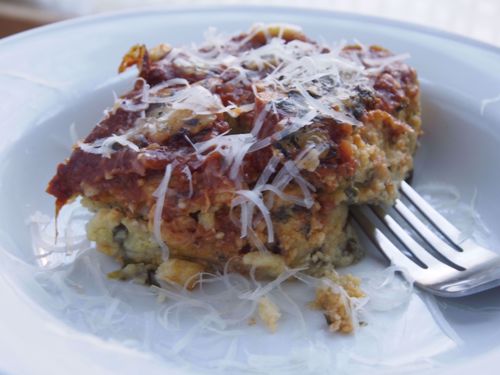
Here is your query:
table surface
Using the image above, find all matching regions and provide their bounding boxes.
[1,0,500,47]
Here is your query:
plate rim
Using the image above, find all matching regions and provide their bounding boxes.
[1,4,500,56]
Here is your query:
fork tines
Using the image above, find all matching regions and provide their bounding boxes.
[350,181,500,297]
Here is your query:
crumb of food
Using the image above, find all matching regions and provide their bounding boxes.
[108,263,148,283]
[148,43,172,61]
[248,318,257,326]
[156,258,205,290]
[313,286,354,334]
[258,296,281,333]
[311,273,364,334]
[243,252,286,278]
[323,270,365,298]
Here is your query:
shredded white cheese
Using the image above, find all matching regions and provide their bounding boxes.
[78,134,140,158]
[194,133,256,181]
[152,163,173,260]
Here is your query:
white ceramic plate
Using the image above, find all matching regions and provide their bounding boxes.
[1,6,500,375]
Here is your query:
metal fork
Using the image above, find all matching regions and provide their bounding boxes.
[351,181,500,297]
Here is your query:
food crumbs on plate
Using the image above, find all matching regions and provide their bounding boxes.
[156,258,205,290]
[311,272,364,333]
[323,270,365,298]
[258,296,281,333]
[314,286,354,334]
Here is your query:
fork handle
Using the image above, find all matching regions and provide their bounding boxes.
[430,260,500,297]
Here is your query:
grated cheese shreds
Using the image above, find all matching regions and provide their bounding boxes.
[230,144,321,245]
[152,164,173,260]
[195,133,256,181]
[72,24,380,258]
[232,189,274,245]
[77,22,373,166]
[182,166,193,199]
[78,134,140,158]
